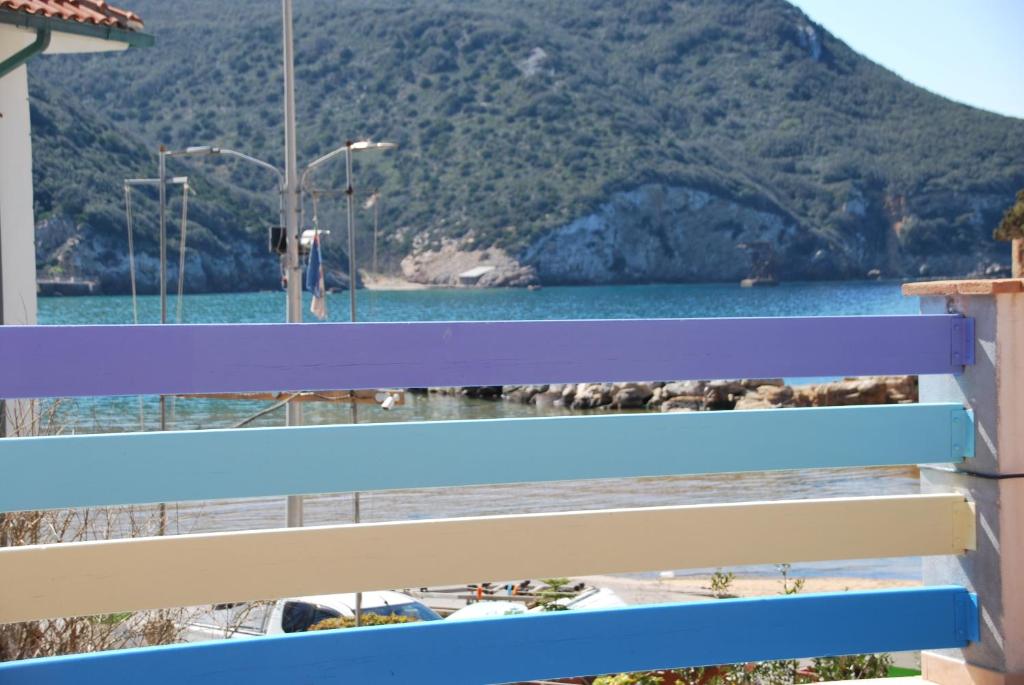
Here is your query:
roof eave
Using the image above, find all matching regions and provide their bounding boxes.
[0,8,153,48]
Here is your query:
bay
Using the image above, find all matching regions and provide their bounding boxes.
[37,282,925,580]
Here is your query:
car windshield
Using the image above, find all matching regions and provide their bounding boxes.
[281,601,342,633]
[360,601,441,622]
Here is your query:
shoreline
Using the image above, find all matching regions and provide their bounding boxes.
[35,277,928,298]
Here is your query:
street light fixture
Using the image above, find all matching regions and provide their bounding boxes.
[300,139,397,322]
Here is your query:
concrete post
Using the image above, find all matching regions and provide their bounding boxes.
[0,54,39,329]
[904,279,1024,685]
[0,39,40,439]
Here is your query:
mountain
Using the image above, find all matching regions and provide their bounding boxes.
[28,0,1024,291]
[30,81,281,292]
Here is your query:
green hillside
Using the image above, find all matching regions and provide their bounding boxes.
[28,0,1024,289]
[29,81,279,292]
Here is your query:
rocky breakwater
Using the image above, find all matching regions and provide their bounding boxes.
[419,376,917,412]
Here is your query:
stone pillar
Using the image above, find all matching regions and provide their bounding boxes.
[904,279,1024,685]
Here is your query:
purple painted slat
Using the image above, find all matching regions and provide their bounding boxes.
[0,315,967,399]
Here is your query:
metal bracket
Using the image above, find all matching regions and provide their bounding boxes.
[952,499,977,552]
[955,591,981,643]
[951,407,976,460]
[950,316,976,369]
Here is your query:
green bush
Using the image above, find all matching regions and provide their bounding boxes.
[307,613,419,632]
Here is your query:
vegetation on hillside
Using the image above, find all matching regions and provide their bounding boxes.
[27,0,1024,289]
[994,189,1024,241]
[30,81,278,291]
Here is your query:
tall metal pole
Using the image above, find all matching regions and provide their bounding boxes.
[157,146,168,536]
[344,141,363,626]
[372,192,380,275]
[282,0,304,528]
[345,143,358,321]
[158,147,168,328]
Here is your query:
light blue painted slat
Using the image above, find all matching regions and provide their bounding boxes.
[0,315,972,399]
[0,403,971,513]
[0,587,978,684]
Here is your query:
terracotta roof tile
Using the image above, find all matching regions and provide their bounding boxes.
[0,0,144,32]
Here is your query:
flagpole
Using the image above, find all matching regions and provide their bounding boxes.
[345,142,358,321]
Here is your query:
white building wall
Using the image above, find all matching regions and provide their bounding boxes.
[0,26,39,325]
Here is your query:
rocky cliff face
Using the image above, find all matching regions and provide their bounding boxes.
[513,184,1012,285]
[39,177,1015,292]
[35,217,282,294]
[521,184,803,283]
[397,182,1014,288]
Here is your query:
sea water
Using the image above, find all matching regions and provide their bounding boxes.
[38,281,925,579]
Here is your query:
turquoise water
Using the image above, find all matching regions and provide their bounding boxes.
[37,282,926,580]
[41,281,918,326]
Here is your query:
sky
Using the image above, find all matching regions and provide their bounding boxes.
[789,0,1024,120]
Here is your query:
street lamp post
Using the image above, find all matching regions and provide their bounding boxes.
[158,144,299,525]
[301,140,396,320]
[158,141,393,533]
[299,139,394,626]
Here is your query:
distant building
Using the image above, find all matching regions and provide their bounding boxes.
[0,1,151,325]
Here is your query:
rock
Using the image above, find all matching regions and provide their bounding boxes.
[516,183,1015,285]
[882,375,918,403]
[661,395,703,412]
[703,382,744,410]
[756,384,794,404]
[735,384,794,409]
[786,374,909,405]
[740,378,784,390]
[706,380,748,397]
[503,384,547,403]
[734,395,775,410]
[828,378,888,405]
[610,383,654,409]
[646,386,668,408]
[571,383,614,409]
[519,184,813,283]
[401,238,538,287]
[461,386,503,400]
[662,380,706,397]
[531,390,564,408]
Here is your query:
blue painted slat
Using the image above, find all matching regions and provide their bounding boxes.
[0,315,971,399]
[0,403,972,512]
[0,587,978,684]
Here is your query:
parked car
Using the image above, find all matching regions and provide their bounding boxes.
[183,591,441,642]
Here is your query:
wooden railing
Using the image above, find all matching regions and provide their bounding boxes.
[0,314,980,683]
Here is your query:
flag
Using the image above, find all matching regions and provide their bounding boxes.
[364,191,379,210]
[305,231,327,320]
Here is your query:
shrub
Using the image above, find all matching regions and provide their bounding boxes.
[308,613,419,632]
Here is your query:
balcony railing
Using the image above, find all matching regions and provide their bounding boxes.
[0,311,990,683]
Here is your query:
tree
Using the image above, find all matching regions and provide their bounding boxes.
[993,189,1024,277]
